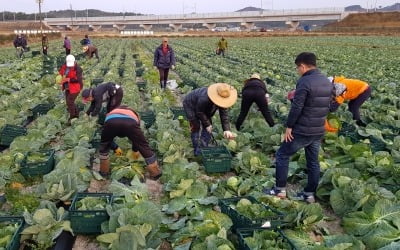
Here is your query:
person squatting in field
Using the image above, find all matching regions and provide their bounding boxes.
[183,83,237,156]
[98,105,162,180]
[235,73,275,130]
[81,82,123,117]
[328,76,371,127]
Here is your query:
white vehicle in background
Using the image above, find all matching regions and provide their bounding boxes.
[212,27,227,32]
[227,27,241,32]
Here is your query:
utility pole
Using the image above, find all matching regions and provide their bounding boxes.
[36,0,44,34]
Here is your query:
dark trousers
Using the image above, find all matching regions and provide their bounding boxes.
[65,48,71,55]
[107,88,123,112]
[348,86,371,121]
[90,49,99,59]
[42,46,48,55]
[275,134,323,193]
[158,68,170,88]
[236,88,275,130]
[65,91,79,120]
[99,118,154,160]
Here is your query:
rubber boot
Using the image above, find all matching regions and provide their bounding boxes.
[160,81,163,89]
[190,132,201,156]
[146,161,162,180]
[99,154,110,177]
[200,129,211,148]
[163,81,167,89]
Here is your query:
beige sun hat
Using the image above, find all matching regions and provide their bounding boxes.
[207,83,238,108]
[250,73,261,80]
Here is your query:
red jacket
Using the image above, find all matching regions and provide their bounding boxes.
[59,63,83,94]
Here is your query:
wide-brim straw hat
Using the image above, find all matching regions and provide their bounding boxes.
[250,73,261,80]
[207,83,237,108]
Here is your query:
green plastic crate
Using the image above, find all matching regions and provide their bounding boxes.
[137,80,147,91]
[200,146,232,173]
[132,53,139,59]
[135,68,144,77]
[170,107,186,120]
[0,125,27,146]
[0,216,24,250]
[20,149,55,177]
[69,193,112,234]
[219,196,283,231]
[30,103,55,119]
[91,78,104,86]
[237,228,296,250]
[31,50,41,57]
[139,111,155,128]
[90,129,102,150]
[135,61,143,67]
[98,108,107,125]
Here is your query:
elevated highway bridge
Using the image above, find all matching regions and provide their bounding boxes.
[44,8,348,31]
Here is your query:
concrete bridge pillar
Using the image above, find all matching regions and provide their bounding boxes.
[66,25,80,31]
[241,22,255,31]
[140,24,153,31]
[202,23,216,30]
[89,25,102,31]
[169,23,182,31]
[286,21,300,31]
[113,24,126,31]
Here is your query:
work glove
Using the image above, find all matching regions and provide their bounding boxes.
[171,65,175,70]
[287,90,295,100]
[223,131,235,139]
[206,125,212,133]
[132,151,141,160]
[114,147,123,156]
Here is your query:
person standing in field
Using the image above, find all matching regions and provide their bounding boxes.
[13,34,27,58]
[41,34,49,55]
[56,55,83,124]
[264,52,333,203]
[217,36,228,56]
[235,73,275,130]
[63,36,71,55]
[328,76,371,127]
[153,37,176,90]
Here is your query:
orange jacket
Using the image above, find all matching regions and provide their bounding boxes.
[334,76,369,104]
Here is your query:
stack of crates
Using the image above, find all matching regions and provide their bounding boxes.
[20,149,55,177]
[69,193,112,234]
[137,80,147,91]
[0,124,27,147]
[200,146,232,173]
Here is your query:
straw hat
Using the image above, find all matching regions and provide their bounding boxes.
[250,73,261,80]
[207,83,237,108]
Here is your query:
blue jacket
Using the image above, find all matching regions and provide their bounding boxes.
[286,69,333,136]
[153,45,176,69]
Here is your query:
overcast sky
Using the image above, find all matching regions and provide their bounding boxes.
[2,0,398,14]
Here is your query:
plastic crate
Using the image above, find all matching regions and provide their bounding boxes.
[170,107,186,120]
[20,149,55,177]
[138,111,155,128]
[30,103,55,119]
[31,50,40,57]
[0,216,24,250]
[91,78,104,86]
[69,193,112,234]
[0,124,27,146]
[237,228,296,250]
[135,61,143,67]
[219,196,283,230]
[132,53,139,59]
[90,129,102,150]
[200,146,232,173]
[135,68,144,77]
[137,80,147,91]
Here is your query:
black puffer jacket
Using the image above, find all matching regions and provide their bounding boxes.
[286,69,333,136]
[153,45,176,69]
[87,82,120,116]
[183,87,230,131]
[242,78,267,92]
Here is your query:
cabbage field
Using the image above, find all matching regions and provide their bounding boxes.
[0,36,399,249]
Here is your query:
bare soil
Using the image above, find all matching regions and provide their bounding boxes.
[72,235,100,250]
